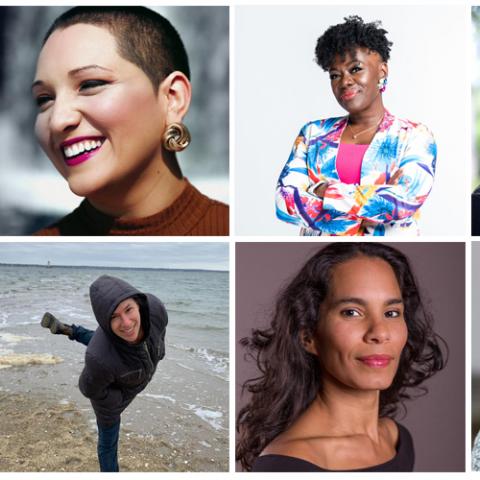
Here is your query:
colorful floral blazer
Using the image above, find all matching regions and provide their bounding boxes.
[275,110,436,236]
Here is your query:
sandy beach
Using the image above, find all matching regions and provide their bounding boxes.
[0,334,228,473]
[0,390,223,472]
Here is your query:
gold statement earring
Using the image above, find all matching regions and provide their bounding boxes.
[162,122,191,152]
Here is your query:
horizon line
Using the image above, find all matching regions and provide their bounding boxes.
[0,262,228,273]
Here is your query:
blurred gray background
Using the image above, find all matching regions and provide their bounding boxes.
[473,7,480,190]
[0,6,229,234]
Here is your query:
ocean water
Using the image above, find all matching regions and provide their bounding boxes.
[0,264,229,466]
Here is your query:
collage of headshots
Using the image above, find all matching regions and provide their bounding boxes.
[0,2,475,479]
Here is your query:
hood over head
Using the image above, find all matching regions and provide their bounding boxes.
[89,275,150,343]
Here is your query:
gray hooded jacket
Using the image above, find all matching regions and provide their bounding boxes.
[79,275,168,426]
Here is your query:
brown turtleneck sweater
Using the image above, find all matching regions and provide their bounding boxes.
[34,181,229,236]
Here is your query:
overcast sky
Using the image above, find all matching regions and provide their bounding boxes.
[0,242,229,271]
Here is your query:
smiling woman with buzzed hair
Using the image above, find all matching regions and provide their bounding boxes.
[31,6,228,236]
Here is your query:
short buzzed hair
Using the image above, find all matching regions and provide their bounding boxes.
[43,6,191,89]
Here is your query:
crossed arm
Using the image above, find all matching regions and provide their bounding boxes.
[275,123,436,234]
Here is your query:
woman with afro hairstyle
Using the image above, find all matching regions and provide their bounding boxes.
[275,16,436,236]
[236,243,446,472]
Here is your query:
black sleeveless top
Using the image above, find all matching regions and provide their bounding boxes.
[252,422,414,472]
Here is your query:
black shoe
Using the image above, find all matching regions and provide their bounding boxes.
[41,312,73,336]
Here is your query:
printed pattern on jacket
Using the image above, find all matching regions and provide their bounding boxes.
[275,110,436,236]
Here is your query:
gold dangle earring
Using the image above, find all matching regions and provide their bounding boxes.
[162,122,191,152]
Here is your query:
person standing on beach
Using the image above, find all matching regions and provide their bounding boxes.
[41,274,168,472]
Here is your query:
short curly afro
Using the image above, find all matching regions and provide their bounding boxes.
[315,15,392,71]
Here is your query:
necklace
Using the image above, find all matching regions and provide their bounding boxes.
[347,114,384,140]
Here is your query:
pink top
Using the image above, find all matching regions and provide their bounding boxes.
[336,143,369,184]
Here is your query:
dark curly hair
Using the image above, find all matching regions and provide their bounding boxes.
[315,15,393,71]
[236,242,446,471]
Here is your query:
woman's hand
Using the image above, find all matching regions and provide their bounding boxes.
[388,169,403,184]
[314,182,329,198]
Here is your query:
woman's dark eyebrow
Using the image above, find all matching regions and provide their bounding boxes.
[31,79,44,91]
[385,298,403,306]
[31,64,113,91]
[329,59,362,72]
[331,297,403,307]
[68,64,113,76]
[342,59,362,68]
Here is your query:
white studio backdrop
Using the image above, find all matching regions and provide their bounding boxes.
[235,5,467,236]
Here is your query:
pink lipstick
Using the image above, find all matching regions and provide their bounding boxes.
[60,136,105,167]
[341,90,357,101]
[358,354,392,368]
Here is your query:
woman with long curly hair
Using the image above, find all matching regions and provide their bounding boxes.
[236,242,446,472]
[275,16,436,236]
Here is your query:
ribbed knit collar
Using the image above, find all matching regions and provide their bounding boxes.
[77,179,213,235]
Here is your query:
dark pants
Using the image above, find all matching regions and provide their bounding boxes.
[70,324,95,346]
[70,324,120,472]
[97,420,121,472]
